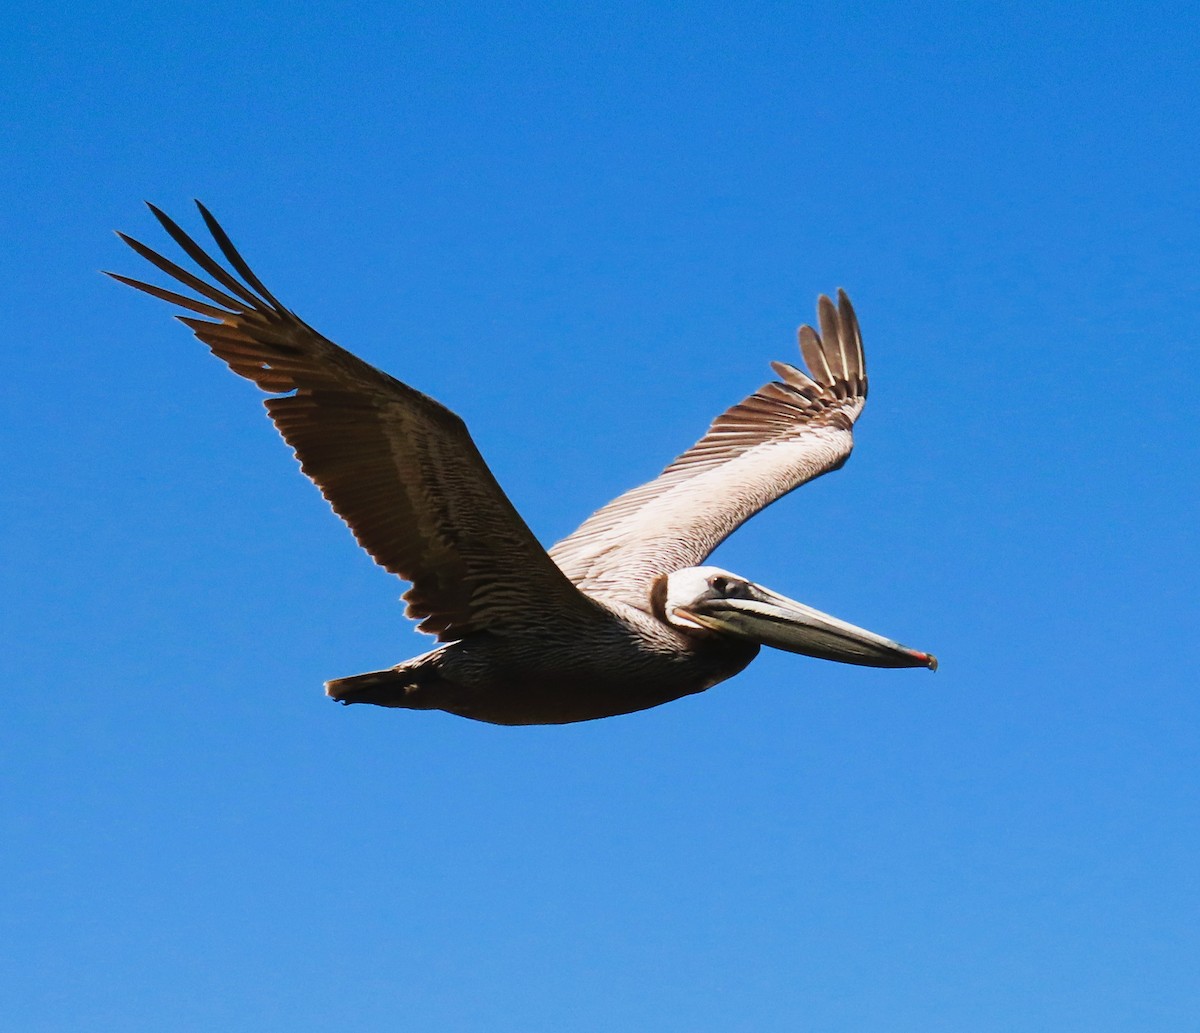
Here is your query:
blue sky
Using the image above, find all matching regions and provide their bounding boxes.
[4,2,1198,1029]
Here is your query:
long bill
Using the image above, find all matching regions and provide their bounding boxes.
[676,584,938,671]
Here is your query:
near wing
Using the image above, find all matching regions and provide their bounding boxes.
[108,201,596,641]
[549,291,868,608]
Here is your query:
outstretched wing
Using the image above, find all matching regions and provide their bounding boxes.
[108,201,596,641]
[549,291,868,609]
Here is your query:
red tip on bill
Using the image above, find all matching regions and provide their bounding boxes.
[911,650,938,671]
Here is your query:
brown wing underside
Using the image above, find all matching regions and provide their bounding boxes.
[549,291,868,607]
[108,201,594,641]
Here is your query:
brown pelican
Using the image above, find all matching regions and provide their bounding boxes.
[108,202,936,725]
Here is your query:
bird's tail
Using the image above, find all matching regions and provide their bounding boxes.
[326,667,424,708]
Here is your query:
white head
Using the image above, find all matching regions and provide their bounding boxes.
[660,566,755,631]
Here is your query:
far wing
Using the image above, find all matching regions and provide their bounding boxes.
[549,292,868,609]
[109,202,597,641]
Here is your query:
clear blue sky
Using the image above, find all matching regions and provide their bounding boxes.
[4,2,1198,1030]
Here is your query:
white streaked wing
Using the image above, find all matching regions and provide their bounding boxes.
[550,291,867,609]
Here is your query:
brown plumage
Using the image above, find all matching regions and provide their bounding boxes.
[108,202,935,726]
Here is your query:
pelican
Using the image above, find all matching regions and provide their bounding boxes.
[108,202,936,725]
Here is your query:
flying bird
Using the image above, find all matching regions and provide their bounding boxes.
[109,202,936,725]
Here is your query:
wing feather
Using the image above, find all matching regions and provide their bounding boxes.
[109,202,595,641]
[549,291,868,608]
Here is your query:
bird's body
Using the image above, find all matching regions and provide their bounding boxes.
[110,203,935,726]
[331,602,759,725]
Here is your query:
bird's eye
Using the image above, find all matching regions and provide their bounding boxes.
[710,575,749,597]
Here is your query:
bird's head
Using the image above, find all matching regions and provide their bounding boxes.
[656,565,937,670]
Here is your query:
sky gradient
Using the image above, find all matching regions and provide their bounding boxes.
[4,2,1199,1030]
